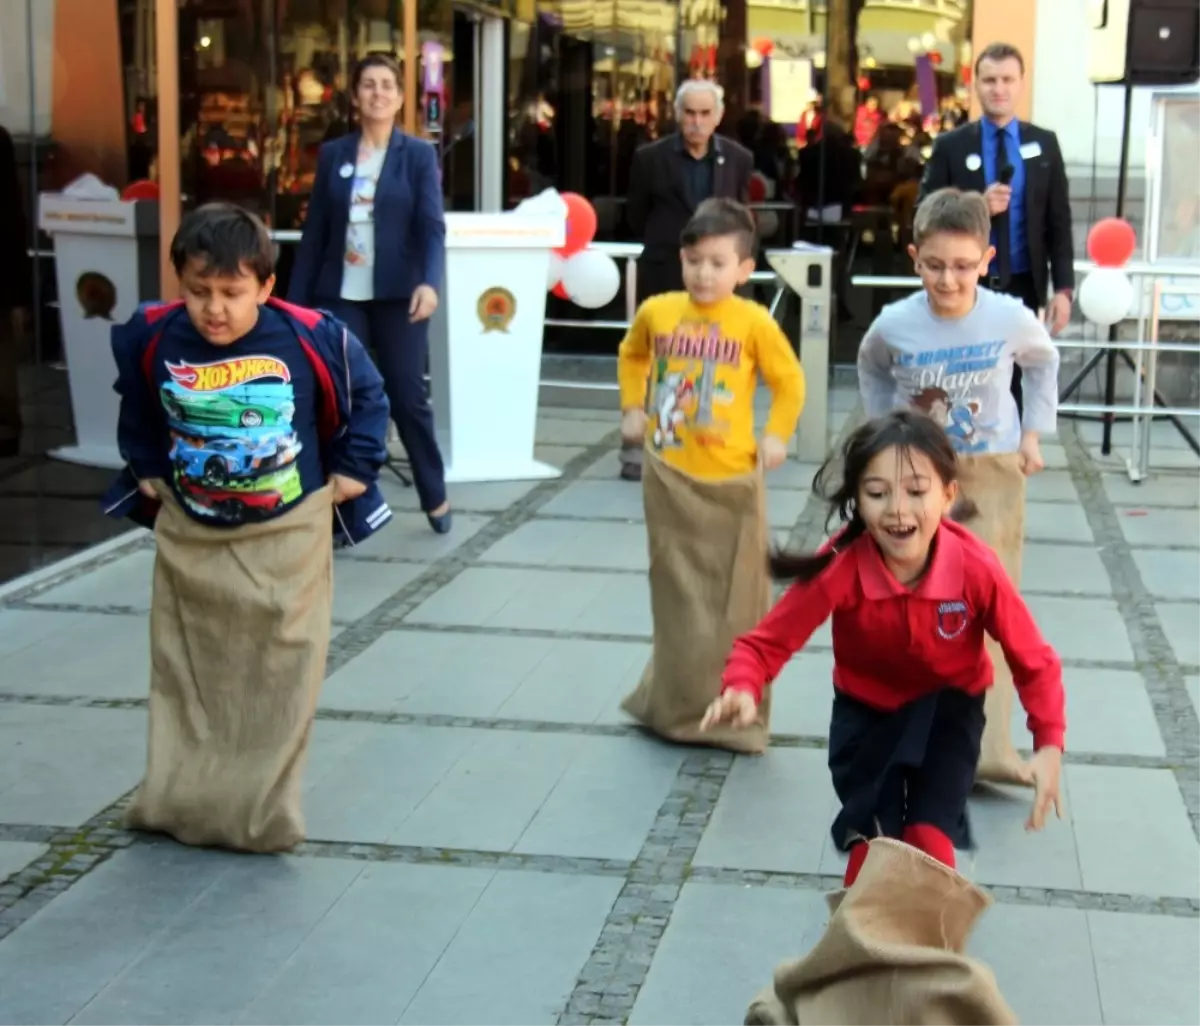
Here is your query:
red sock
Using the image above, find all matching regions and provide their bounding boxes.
[843,841,869,887]
[903,823,956,869]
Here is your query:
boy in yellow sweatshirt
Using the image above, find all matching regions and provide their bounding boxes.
[617,198,805,753]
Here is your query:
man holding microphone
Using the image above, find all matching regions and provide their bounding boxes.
[919,42,1075,414]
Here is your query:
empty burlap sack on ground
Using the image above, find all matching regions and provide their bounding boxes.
[125,485,335,853]
[745,837,1018,1026]
[620,450,773,754]
[956,452,1031,786]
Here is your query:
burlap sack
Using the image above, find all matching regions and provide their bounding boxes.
[956,452,1032,786]
[125,484,335,853]
[745,837,1018,1026]
[620,450,773,754]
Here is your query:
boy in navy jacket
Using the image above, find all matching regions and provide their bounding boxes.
[103,202,392,853]
[103,202,392,542]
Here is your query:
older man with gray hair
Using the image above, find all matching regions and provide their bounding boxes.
[619,79,754,480]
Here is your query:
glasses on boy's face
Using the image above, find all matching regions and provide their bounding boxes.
[916,260,982,281]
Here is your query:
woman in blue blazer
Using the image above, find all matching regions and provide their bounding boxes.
[288,52,451,533]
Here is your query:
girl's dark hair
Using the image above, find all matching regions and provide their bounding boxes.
[769,409,978,583]
[351,52,402,93]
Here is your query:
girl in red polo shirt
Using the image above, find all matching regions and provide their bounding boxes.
[701,409,1065,888]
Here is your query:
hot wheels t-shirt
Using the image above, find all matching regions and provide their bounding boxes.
[149,306,325,526]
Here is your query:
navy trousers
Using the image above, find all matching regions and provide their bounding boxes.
[828,688,985,853]
[329,298,447,513]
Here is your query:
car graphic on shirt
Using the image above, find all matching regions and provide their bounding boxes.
[160,382,295,430]
[177,478,286,524]
[172,433,300,485]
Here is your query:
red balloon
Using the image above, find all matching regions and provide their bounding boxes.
[1086,217,1136,268]
[557,192,598,257]
[552,281,570,300]
[747,175,767,203]
[121,179,160,201]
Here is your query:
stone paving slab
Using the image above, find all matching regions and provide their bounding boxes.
[319,629,648,723]
[1132,549,1200,600]
[0,705,144,828]
[1025,500,1095,542]
[338,510,494,563]
[1022,542,1113,595]
[404,566,651,638]
[303,722,682,860]
[1025,470,1084,503]
[1009,667,1167,758]
[1115,506,1200,546]
[1023,595,1136,663]
[1103,471,1199,509]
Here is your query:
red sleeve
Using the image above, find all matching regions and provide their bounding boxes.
[721,574,837,705]
[981,565,1067,751]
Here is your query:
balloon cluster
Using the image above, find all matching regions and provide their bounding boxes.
[1079,218,1137,327]
[515,188,621,310]
[547,192,621,309]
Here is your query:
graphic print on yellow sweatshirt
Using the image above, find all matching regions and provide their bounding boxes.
[617,292,806,479]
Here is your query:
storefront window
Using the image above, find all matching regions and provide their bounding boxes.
[501,2,678,239]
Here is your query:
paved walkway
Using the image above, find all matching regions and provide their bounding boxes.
[0,384,1197,1025]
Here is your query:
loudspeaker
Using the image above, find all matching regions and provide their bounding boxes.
[1089,0,1200,85]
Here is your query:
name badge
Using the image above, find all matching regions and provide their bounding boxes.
[1019,141,1042,160]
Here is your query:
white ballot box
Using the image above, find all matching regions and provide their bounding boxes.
[38,194,159,469]
[766,243,833,463]
[429,212,566,482]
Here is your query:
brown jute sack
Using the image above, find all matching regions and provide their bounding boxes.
[125,484,335,853]
[955,452,1032,786]
[745,837,1018,1026]
[620,450,773,754]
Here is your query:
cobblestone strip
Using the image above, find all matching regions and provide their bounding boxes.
[1058,421,1200,840]
[0,797,136,942]
[687,866,1200,918]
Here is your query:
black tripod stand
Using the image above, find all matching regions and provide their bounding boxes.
[1059,81,1200,459]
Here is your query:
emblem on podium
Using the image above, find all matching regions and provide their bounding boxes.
[477,287,516,332]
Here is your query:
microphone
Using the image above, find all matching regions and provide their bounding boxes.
[998,163,1014,186]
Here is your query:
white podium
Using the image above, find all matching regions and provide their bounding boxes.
[429,211,566,482]
[38,195,159,469]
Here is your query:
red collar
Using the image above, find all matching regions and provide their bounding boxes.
[855,522,965,601]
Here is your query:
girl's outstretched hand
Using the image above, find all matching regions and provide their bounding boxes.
[1026,746,1064,831]
[700,689,758,732]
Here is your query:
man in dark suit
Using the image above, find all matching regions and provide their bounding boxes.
[619,80,754,479]
[919,42,1074,414]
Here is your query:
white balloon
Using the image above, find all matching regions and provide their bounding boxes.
[561,249,621,309]
[1078,267,1134,326]
[515,187,567,219]
[547,252,566,289]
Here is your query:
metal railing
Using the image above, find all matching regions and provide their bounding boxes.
[851,262,1200,482]
[268,231,830,460]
